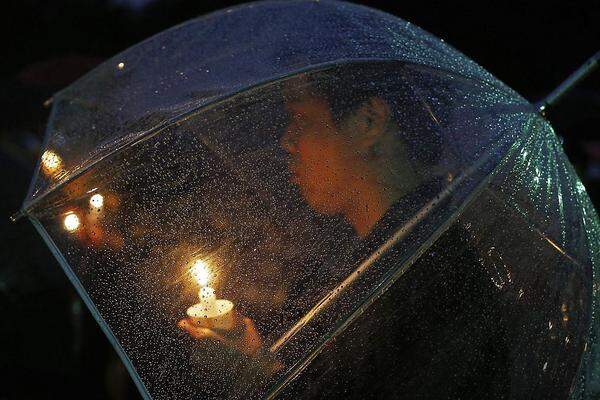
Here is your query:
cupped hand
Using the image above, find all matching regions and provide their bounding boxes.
[177,314,262,356]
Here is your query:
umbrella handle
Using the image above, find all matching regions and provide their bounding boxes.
[536,49,600,114]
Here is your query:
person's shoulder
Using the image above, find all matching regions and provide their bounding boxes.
[365,176,445,245]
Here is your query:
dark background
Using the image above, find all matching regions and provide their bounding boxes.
[1,0,599,398]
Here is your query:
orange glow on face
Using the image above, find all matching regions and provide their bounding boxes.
[281,97,356,215]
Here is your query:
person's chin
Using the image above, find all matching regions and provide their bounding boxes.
[306,194,338,215]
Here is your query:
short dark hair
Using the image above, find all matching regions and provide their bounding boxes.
[282,61,443,166]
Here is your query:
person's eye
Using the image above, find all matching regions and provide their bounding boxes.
[296,117,316,130]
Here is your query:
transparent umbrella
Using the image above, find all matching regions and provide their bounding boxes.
[14,1,599,399]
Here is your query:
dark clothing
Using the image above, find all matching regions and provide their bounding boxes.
[280,177,589,400]
[280,180,513,399]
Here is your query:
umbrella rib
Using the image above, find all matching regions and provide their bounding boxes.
[20,58,524,216]
[266,114,539,398]
[270,111,541,355]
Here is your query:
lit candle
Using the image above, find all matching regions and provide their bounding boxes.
[86,192,105,226]
[41,150,63,176]
[89,193,104,210]
[63,212,81,232]
[186,259,234,331]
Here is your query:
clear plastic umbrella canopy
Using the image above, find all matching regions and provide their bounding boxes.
[20,1,599,399]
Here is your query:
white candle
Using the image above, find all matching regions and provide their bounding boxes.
[200,286,217,309]
[186,259,235,330]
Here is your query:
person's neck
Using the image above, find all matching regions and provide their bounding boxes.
[344,178,396,239]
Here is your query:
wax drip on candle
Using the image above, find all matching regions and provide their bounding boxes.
[186,259,234,330]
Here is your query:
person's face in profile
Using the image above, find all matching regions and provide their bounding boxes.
[280,95,355,215]
[280,91,397,237]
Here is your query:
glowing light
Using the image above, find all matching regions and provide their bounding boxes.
[117,62,125,69]
[190,259,211,287]
[185,258,234,330]
[89,193,104,209]
[41,150,62,174]
[63,213,81,232]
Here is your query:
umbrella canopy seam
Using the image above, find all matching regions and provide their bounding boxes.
[22,58,526,215]
[265,112,547,398]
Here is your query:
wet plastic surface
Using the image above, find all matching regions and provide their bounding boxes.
[22,1,599,399]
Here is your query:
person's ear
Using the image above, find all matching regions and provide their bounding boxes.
[351,97,390,150]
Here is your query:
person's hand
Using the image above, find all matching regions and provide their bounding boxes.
[178,314,284,376]
[177,313,262,356]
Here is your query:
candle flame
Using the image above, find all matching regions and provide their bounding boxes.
[41,150,62,174]
[64,212,81,232]
[90,193,104,209]
[190,259,211,287]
